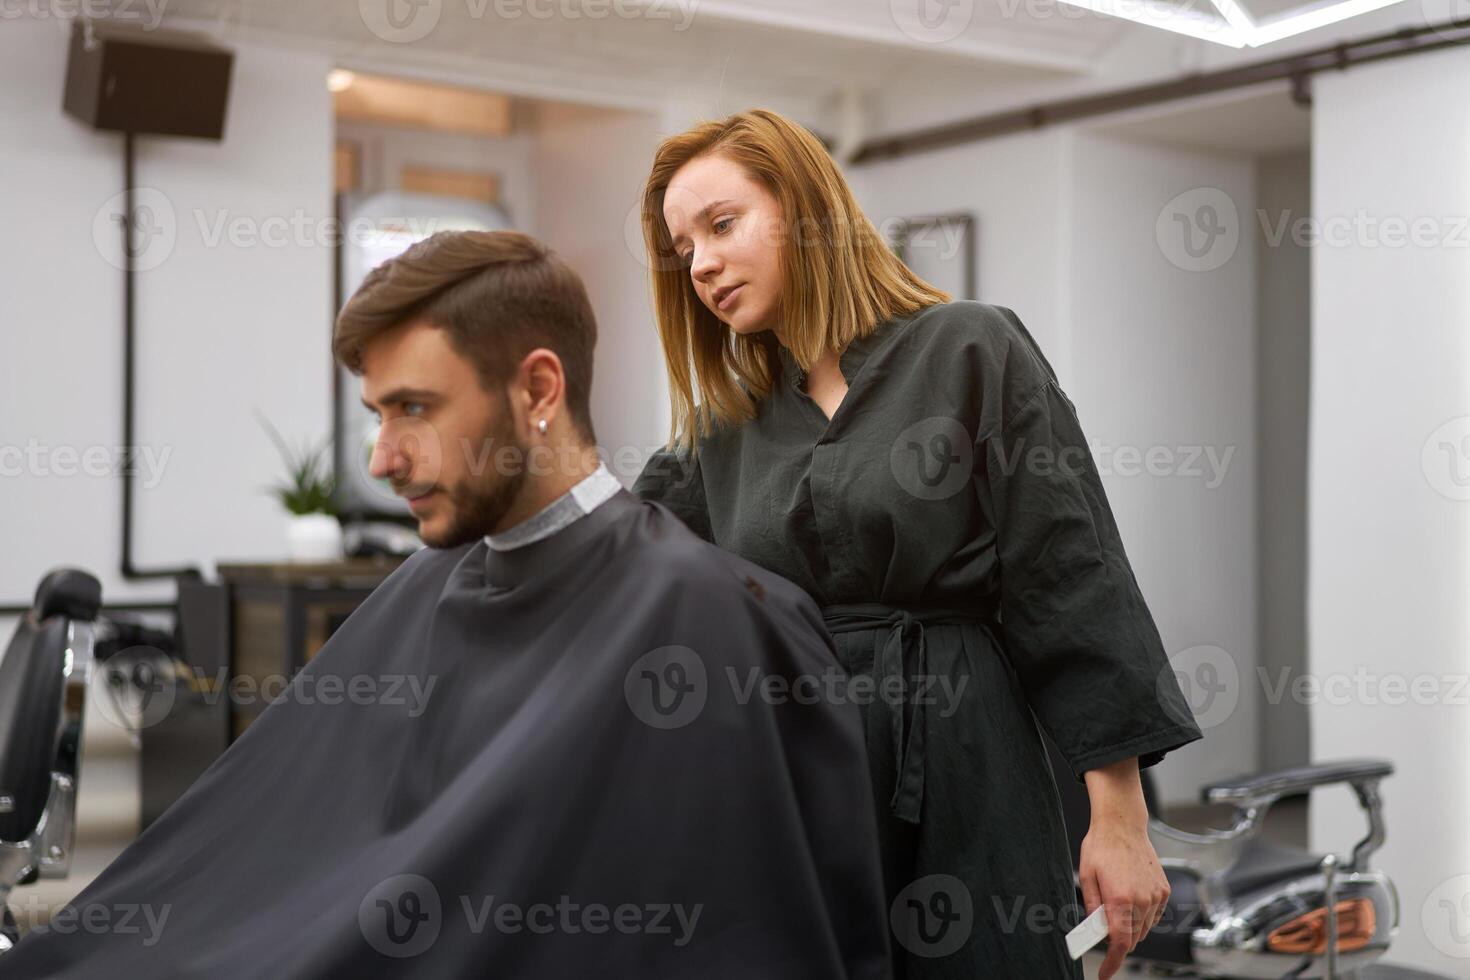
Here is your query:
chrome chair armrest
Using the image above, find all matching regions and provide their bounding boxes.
[1148,803,1267,922]
[33,773,78,879]
[1201,759,1393,806]
[1200,758,1392,871]
[34,618,93,881]
[1148,806,1267,878]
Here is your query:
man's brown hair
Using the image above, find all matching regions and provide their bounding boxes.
[333,230,598,443]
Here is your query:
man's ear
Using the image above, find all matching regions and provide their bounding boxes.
[519,348,565,432]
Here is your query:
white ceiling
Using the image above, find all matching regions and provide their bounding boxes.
[156,0,1120,117]
[150,0,1440,154]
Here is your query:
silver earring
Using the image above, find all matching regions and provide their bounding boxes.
[537,418,548,435]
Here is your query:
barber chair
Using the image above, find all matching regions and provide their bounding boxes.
[0,569,100,953]
[1048,738,1450,978]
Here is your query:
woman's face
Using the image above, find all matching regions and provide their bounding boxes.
[662,153,785,338]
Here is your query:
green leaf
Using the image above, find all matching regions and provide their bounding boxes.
[254,409,339,517]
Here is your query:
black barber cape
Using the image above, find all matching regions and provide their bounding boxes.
[5,489,892,979]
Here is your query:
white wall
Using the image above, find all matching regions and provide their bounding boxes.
[530,102,667,480]
[0,21,335,623]
[0,23,335,908]
[1066,132,1259,805]
[845,128,1071,367]
[1310,44,1470,975]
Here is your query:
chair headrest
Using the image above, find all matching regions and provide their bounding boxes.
[32,568,102,622]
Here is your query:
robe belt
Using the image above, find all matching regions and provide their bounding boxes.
[820,602,1000,827]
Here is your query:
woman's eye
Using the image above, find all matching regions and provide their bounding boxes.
[713,217,734,234]
[404,402,424,416]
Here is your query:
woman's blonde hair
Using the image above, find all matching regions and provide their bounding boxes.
[641,107,949,451]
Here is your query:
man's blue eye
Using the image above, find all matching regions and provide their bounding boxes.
[404,403,423,416]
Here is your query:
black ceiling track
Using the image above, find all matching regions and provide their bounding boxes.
[852,18,1470,163]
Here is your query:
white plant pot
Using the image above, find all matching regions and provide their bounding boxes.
[287,513,343,563]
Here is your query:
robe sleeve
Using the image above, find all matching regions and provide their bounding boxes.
[981,375,1203,783]
[632,445,714,543]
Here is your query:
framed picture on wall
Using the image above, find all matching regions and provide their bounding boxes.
[888,213,977,301]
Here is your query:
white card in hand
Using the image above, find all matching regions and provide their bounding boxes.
[1066,905,1110,959]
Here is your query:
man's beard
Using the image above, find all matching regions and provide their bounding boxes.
[419,415,527,550]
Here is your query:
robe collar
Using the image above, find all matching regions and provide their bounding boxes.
[773,309,916,391]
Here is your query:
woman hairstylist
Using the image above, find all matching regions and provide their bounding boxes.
[631,107,1203,980]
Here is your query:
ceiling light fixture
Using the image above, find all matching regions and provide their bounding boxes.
[1056,0,1408,47]
[1057,0,1247,45]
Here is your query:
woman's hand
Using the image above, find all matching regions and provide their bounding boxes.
[1079,757,1170,980]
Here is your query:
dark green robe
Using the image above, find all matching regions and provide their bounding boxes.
[632,300,1203,978]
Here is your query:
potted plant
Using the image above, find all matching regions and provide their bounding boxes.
[256,411,342,563]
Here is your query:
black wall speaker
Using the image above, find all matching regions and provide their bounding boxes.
[62,21,233,140]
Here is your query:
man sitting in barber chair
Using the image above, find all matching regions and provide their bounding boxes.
[0,230,893,979]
